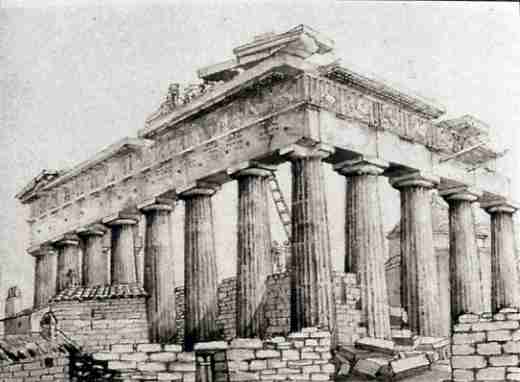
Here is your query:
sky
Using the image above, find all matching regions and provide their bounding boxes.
[1,0,519,310]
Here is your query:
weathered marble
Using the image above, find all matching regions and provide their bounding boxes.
[390,172,444,336]
[104,215,139,284]
[285,144,335,332]
[78,224,109,286]
[335,156,391,339]
[232,164,273,338]
[55,235,81,291]
[180,184,220,349]
[32,246,58,307]
[141,200,177,343]
[440,186,484,318]
[482,199,520,311]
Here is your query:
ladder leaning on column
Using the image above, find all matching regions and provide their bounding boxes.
[267,174,292,242]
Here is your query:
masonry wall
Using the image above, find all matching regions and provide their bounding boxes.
[39,297,149,352]
[0,354,69,382]
[175,271,363,345]
[451,308,520,382]
[89,327,335,382]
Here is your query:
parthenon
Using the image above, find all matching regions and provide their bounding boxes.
[3,25,519,382]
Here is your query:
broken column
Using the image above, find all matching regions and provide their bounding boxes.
[103,213,139,284]
[285,144,335,332]
[390,172,444,337]
[439,186,483,318]
[180,183,220,349]
[5,286,22,317]
[140,198,177,343]
[335,156,391,339]
[231,163,273,338]
[77,224,109,286]
[481,199,520,311]
[55,234,81,291]
[32,245,58,307]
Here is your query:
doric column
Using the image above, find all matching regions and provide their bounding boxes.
[482,199,520,311]
[103,213,139,284]
[334,156,391,339]
[31,245,58,307]
[55,234,81,291]
[77,224,109,286]
[440,186,483,319]
[230,163,274,338]
[390,172,444,336]
[140,198,177,344]
[283,144,335,332]
[179,183,220,349]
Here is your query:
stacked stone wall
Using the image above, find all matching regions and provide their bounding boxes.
[44,297,149,351]
[88,328,334,382]
[451,308,520,381]
[0,354,69,382]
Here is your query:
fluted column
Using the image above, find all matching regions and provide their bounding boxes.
[390,172,444,336]
[230,164,273,338]
[335,156,391,339]
[103,214,139,284]
[482,199,520,311]
[140,198,177,343]
[179,183,220,349]
[284,144,335,332]
[440,186,483,319]
[31,246,58,307]
[55,235,81,291]
[78,224,109,286]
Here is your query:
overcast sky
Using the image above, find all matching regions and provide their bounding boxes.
[1,1,519,310]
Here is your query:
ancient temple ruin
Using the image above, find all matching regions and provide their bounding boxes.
[3,25,520,382]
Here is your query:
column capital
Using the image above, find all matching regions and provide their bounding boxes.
[138,197,176,213]
[389,171,440,190]
[280,143,334,160]
[439,186,483,202]
[227,161,276,179]
[334,156,388,176]
[76,223,107,237]
[53,234,80,247]
[28,244,58,257]
[102,212,139,226]
[481,198,519,214]
[177,181,220,199]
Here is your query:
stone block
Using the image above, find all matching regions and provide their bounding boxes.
[120,352,148,362]
[453,324,472,333]
[137,361,167,372]
[355,337,394,355]
[163,344,183,353]
[228,349,255,361]
[277,368,301,375]
[230,338,263,349]
[301,351,321,360]
[227,361,249,371]
[383,354,430,380]
[452,332,486,345]
[194,341,228,351]
[452,344,476,355]
[458,314,480,324]
[137,343,162,353]
[107,361,137,370]
[493,313,506,321]
[487,329,512,342]
[149,352,178,362]
[352,357,389,379]
[111,344,135,353]
[475,366,505,380]
[508,314,520,321]
[452,369,474,382]
[500,308,519,314]
[320,364,335,374]
[451,355,486,369]
[318,338,331,347]
[476,342,501,355]
[288,360,313,367]
[305,339,319,346]
[489,354,518,366]
[310,331,331,339]
[157,372,183,381]
[249,360,267,371]
[267,359,287,369]
[288,332,308,339]
[472,320,519,332]
[302,327,318,333]
[230,370,260,382]
[281,350,300,361]
[176,352,195,362]
[310,372,330,380]
[255,350,280,359]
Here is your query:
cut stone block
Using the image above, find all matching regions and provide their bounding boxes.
[352,357,390,379]
[380,353,431,381]
[355,337,395,355]
[414,336,449,351]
